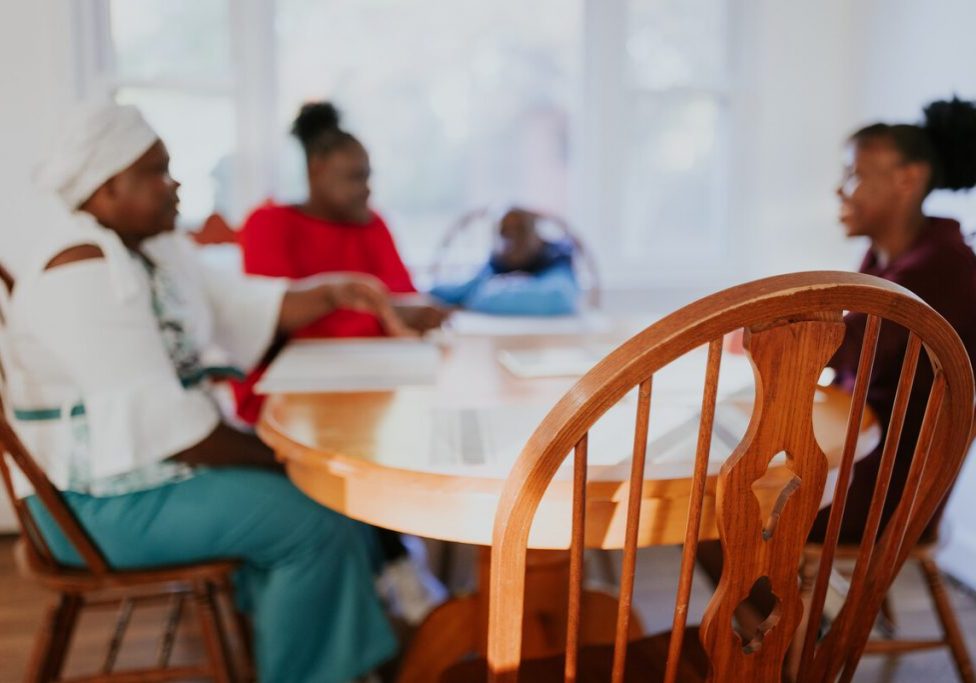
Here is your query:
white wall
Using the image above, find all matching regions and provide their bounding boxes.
[734,0,864,282]
[0,1,76,280]
[851,0,976,232]
[0,0,75,531]
[850,0,976,589]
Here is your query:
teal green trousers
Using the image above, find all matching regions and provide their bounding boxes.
[27,467,397,683]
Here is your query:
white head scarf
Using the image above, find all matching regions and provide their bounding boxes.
[34,102,159,209]
[32,103,161,301]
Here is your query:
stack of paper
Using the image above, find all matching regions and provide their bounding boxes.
[256,339,440,394]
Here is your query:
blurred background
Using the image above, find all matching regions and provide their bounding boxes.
[1,0,976,586]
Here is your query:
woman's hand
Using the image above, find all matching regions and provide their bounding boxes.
[390,293,452,333]
[277,272,416,337]
[328,275,418,337]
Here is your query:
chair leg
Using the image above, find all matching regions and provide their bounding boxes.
[26,593,83,683]
[194,581,235,683]
[216,575,255,683]
[594,549,619,587]
[918,556,976,683]
[876,594,897,638]
[787,553,819,683]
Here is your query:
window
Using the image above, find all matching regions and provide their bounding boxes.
[102,0,237,226]
[274,0,581,265]
[620,0,731,265]
[75,0,732,283]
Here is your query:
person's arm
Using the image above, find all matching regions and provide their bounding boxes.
[429,267,488,307]
[390,293,452,333]
[170,422,280,470]
[277,272,417,337]
[466,262,580,316]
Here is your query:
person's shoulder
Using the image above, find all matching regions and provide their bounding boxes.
[914,219,976,271]
[43,244,105,271]
[18,242,117,315]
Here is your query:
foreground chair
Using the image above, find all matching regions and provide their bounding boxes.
[801,532,975,682]
[442,271,975,682]
[0,266,249,683]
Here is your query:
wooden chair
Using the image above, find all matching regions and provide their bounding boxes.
[430,206,602,308]
[0,266,250,682]
[798,408,976,683]
[800,541,975,683]
[441,271,975,682]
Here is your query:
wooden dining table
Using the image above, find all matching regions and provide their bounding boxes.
[257,319,880,682]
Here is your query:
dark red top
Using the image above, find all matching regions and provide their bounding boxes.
[813,217,976,542]
[231,204,415,423]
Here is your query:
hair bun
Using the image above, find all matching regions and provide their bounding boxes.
[922,96,976,191]
[292,101,342,147]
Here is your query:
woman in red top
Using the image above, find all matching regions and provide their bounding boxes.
[233,102,445,423]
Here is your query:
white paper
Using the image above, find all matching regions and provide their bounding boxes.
[256,339,440,394]
[446,310,613,336]
[497,345,617,379]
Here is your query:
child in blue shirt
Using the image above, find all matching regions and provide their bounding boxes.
[430,209,580,315]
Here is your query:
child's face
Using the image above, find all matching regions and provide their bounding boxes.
[308,141,372,224]
[495,211,544,270]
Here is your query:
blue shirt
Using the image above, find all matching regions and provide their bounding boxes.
[430,240,580,316]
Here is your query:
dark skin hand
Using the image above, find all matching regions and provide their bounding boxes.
[72,139,415,471]
[391,293,452,333]
[171,423,282,470]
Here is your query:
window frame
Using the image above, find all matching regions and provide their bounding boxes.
[74,0,738,287]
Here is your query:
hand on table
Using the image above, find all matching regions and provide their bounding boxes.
[279,272,417,338]
[391,294,453,334]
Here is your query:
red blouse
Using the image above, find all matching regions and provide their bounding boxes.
[240,204,416,337]
[232,203,415,423]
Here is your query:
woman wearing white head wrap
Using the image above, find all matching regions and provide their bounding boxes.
[4,102,406,681]
[34,103,159,209]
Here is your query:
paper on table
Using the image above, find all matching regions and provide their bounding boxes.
[255,339,440,394]
[423,386,755,479]
[446,310,613,336]
[426,347,757,477]
[497,345,617,379]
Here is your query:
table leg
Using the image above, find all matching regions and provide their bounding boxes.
[397,594,482,683]
[396,547,643,682]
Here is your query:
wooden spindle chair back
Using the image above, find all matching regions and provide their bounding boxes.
[431,206,602,308]
[484,271,975,683]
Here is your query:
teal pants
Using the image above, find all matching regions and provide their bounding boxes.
[26,467,397,683]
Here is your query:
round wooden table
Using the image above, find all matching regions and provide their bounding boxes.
[259,333,878,547]
[257,330,880,681]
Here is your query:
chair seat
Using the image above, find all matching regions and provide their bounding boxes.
[440,628,709,683]
[14,539,239,594]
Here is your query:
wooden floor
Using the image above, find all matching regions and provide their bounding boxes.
[2,536,974,682]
